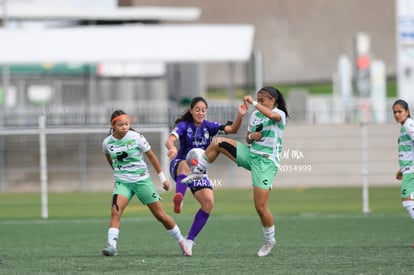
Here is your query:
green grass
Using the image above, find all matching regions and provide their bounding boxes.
[1,187,413,274]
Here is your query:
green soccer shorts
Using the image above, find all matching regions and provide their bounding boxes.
[113,177,160,205]
[236,142,278,190]
[401,173,414,199]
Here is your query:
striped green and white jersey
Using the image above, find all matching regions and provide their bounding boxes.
[102,130,151,183]
[247,107,286,167]
[399,118,414,174]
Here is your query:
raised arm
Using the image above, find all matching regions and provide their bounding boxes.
[224,101,249,134]
[243,95,282,122]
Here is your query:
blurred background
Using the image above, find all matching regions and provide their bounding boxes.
[0,0,408,194]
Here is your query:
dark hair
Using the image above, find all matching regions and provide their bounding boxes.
[174,97,208,126]
[110,110,127,123]
[260,86,289,118]
[107,109,135,135]
[393,99,411,118]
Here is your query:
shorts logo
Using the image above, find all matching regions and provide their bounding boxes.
[263,179,268,185]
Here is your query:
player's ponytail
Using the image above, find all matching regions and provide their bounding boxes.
[275,88,289,119]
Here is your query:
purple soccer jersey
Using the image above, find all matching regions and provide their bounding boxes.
[172,120,222,159]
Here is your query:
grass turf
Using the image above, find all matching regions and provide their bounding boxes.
[1,187,413,274]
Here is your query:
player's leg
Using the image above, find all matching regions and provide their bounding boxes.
[251,156,278,257]
[147,201,191,256]
[254,186,276,257]
[170,159,189,213]
[402,198,414,220]
[103,182,131,256]
[401,173,414,247]
[147,201,177,229]
[137,179,190,256]
[184,185,214,255]
[182,137,238,183]
[205,136,238,163]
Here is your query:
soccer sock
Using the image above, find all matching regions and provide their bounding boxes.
[262,225,276,243]
[108,227,119,248]
[402,200,414,220]
[167,224,184,243]
[187,208,210,241]
[198,153,210,171]
[175,174,188,196]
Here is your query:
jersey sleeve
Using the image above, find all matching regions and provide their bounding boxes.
[136,132,151,153]
[206,120,221,136]
[102,136,110,154]
[274,108,286,126]
[406,119,414,141]
[171,121,187,140]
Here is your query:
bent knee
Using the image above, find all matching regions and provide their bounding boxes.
[201,200,214,212]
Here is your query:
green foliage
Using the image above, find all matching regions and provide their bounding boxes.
[386,80,398,97]
[0,187,412,274]
[276,83,333,95]
[207,79,398,99]
[207,88,250,100]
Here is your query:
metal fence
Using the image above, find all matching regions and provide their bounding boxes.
[0,104,401,194]
[0,77,403,193]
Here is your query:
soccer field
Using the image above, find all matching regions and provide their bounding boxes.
[1,187,414,274]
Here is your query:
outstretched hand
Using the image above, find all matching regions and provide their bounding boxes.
[239,101,249,115]
[243,95,254,105]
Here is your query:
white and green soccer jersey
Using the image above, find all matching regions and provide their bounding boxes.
[399,118,414,174]
[102,130,151,183]
[247,107,286,167]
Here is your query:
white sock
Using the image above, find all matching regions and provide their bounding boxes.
[402,201,414,220]
[262,225,276,243]
[108,227,119,248]
[198,153,210,171]
[167,224,184,243]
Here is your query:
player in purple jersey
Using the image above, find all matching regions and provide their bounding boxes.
[165,97,248,256]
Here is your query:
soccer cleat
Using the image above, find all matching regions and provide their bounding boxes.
[173,193,184,214]
[102,246,118,256]
[179,239,194,256]
[181,167,205,184]
[257,239,276,257]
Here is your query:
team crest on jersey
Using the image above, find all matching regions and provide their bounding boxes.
[203,128,210,141]
[187,128,194,140]
[127,141,134,150]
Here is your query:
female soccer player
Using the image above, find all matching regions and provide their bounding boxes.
[101,110,190,256]
[165,97,248,256]
[183,87,289,257]
[393,99,414,247]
